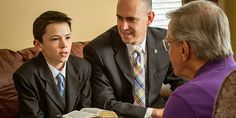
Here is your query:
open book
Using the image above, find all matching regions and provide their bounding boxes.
[62,108,118,118]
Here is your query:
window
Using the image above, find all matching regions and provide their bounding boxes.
[150,0,182,29]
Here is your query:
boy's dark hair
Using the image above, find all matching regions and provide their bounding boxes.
[33,10,72,42]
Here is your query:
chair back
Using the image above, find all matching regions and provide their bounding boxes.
[213,70,236,118]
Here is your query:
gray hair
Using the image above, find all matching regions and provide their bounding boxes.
[167,0,233,61]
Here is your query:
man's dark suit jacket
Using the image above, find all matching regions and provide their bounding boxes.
[84,26,185,118]
[13,52,92,118]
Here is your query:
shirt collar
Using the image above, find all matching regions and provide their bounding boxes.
[47,62,66,78]
[126,35,147,56]
[194,56,236,79]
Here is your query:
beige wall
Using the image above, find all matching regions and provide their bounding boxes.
[1,0,235,54]
[219,0,236,58]
[0,0,116,51]
[224,0,236,59]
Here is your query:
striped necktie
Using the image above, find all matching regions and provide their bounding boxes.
[56,73,65,102]
[132,46,145,106]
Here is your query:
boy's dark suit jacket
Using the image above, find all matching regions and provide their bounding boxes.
[84,26,185,118]
[13,52,92,118]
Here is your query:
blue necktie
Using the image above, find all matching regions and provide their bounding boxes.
[56,73,65,102]
[133,46,145,106]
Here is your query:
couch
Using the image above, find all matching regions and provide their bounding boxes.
[0,41,88,118]
[0,41,171,118]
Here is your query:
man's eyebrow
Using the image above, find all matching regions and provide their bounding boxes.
[116,14,123,18]
[116,14,139,21]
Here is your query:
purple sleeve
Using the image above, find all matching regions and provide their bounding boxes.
[163,94,196,118]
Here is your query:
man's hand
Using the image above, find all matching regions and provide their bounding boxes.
[151,108,164,118]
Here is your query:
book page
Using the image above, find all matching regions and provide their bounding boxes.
[81,108,118,118]
[81,108,106,115]
[62,110,98,118]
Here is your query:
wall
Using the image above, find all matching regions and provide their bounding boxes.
[0,0,116,51]
[224,0,236,58]
[219,0,236,58]
[1,0,235,54]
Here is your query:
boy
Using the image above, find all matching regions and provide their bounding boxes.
[13,11,91,118]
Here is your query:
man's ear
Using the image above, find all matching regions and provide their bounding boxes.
[33,39,42,51]
[181,41,190,62]
[147,11,155,25]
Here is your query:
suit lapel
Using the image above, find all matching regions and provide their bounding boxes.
[146,30,161,77]
[37,53,65,111]
[65,59,81,112]
[146,28,168,106]
[113,34,134,86]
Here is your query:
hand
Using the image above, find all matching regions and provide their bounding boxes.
[151,108,164,118]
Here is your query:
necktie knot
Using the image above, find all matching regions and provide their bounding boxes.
[134,46,142,53]
[56,73,65,101]
[133,46,143,64]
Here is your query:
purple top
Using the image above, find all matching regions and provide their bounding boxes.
[163,56,236,118]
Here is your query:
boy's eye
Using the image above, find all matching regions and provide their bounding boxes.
[66,36,71,40]
[52,37,59,41]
